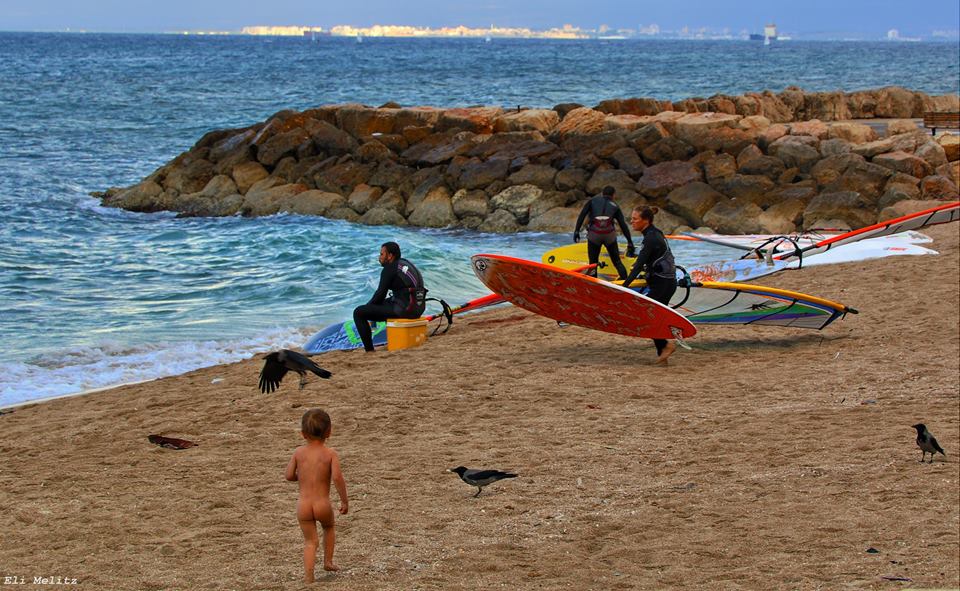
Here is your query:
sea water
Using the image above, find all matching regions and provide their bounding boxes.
[0,33,957,406]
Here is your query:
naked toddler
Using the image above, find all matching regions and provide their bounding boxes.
[285,409,349,581]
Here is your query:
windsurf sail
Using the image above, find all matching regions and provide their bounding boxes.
[670,281,856,330]
[772,201,959,262]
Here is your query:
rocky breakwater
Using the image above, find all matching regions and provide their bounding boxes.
[99,86,960,234]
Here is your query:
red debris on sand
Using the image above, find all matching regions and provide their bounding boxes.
[148,434,198,450]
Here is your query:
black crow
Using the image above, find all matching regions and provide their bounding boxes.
[259,349,332,393]
[912,423,946,463]
[448,466,517,497]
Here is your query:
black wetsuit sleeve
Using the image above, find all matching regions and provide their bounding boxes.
[368,264,396,305]
[622,229,662,288]
[615,208,632,244]
[574,200,591,234]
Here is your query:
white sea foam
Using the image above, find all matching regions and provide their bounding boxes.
[0,326,312,408]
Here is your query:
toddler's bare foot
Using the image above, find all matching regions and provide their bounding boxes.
[323,562,340,572]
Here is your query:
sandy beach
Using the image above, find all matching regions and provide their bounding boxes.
[1,225,957,590]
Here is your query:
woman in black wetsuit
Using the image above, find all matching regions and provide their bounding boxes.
[621,206,678,365]
[352,241,426,352]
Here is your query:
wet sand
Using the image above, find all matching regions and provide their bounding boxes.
[1,225,957,590]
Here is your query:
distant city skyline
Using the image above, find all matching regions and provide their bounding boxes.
[1,0,959,39]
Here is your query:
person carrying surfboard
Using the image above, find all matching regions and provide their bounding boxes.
[352,241,427,352]
[622,206,678,365]
[573,185,634,280]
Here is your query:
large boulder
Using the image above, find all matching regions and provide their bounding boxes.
[610,147,646,178]
[604,114,651,132]
[664,182,725,227]
[877,181,921,210]
[810,153,866,187]
[789,119,829,139]
[738,153,786,181]
[672,113,750,153]
[346,184,383,214]
[405,178,448,216]
[477,208,521,233]
[627,122,669,152]
[276,190,348,216]
[822,161,892,203]
[371,188,406,214]
[356,140,393,163]
[827,122,877,144]
[458,158,510,190]
[887,119,919,136]
[555,107,607,135]
[803,191,877,229]
[102,180,164,211]
[508,164,557,188]
[915,141,949,169]
[702,199,764,234]
[494,109,559,133]
[641,137,696,164]
[872,151,934,179]
[437,107,504,134]
[586,169,636,196]
[920,175,959,199]
[416,135,479,166]
[336,106,398,137]
[311,160,374,195]
[255,128,310,167]
[819,138,853,157]
[555,168,588,191]
[197,174,238,199]
[758,198,806,233]
[880,199,952,221]
[704,153,737,184]
[561,131,629,162]
[636,161,702,199]
[803,91,851,121]
[711,174,777,205]
[163,157,215,195]
[359,207,408,226]
[769,136,820,172]
[408,190,456,227]
[242,183,309,216]
[938,134,960,161]
[874,86,916,118]
[527,206,581,233]
[309,120,359,154]
[489,184,544,224]
[451,189,490,218]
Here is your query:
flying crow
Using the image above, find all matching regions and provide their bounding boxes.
[912,423,946,463]
[259,349,332,393]
[448,466,517,497]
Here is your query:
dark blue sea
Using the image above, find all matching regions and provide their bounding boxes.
[0,32,957,405]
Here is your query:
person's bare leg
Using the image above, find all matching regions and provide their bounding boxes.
[298,519,319,583]
[656,340,677,365]
[322,522,339,571]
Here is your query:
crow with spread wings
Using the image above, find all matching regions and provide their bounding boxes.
[259,349,332,393]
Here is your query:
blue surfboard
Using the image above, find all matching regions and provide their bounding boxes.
[303,320,387,354]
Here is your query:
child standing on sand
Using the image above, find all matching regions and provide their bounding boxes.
[285,409,349,581]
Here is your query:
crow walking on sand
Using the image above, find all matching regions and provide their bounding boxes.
[912,423,946,463]
[448,466,517,497]
[259,350,332,393]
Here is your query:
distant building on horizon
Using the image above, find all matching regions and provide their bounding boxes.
[749,23,777,41]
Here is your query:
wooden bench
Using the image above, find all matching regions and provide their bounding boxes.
[923,111,960,135]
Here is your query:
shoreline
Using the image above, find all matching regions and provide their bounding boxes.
[0,224,956,589]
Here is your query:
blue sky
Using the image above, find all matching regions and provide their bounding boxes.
[1,0,958,36]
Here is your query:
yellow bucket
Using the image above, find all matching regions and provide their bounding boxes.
[385,318,428,351]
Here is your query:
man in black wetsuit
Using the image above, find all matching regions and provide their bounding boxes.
[573,185,634,279]
[352,242,426,352]
[622,206,678,365]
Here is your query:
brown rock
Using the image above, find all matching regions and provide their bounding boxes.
[790,119,829,139]
[738,115,771,133]
[408,190,456,227]
[555,168,589,191]
[402,125,432,144]
[827,122,877,144]
[232,161,270,194]
[595,97,669,116]
[437,107,504,134]
[416,135,479,166]
[636,161,703,199]
[325,206,361,222]
[478,209,521,233]
[758,198,806,233]
[346,184,383,214]
[451,189,490,218]
[672,112,743,152]
[627,122,670,152]
[759,124,789,151]
[803,91,851,121]
[586,169,636,196]
[758,91,796,123]
[561,131,628,161]
[357,140,392,163]
[916,141,949,169]
[937,161,960,185]
[921,175,959,199]
[822,161,892,203]
[819,138,853,157]
[665,182,724,227]
[938,134,960,162]
[311,160,374,195]
[163,158,215,195]
[458,158,510,190]
[368,161,415,190]
[609,147,646,179]
[872,151,934,179]
[877,182,921,210]
[810,153,866,187]
[738,155,786,181]
[702,199,764,234]
[493,109,560,133]
[704,153,737,184]
[641,137,696,164]
[308,120,359,155]
[604,114,650,132]
[769,137,820,172]
[527,207,581,233]
[887,119,919,136]
[243,183,309,216]
[405,178,448,217]
[529,191,570,220]
[846,91,878,119]
[102,180,164,211]
[552,103,585,119]
[198,175,238,199]
[712,174,777,206]
[556,107,607,136]
[803,191,877,229]
[359,208,408,226]
[336,107,398,137]
[277,190,347,216]
[507,164,557,188]
[880,199,953,221]
[779,168,800,185]
[490,184,544,224]
[369,188,405,214]
[209,127,259,163]
[874,86,916,118]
